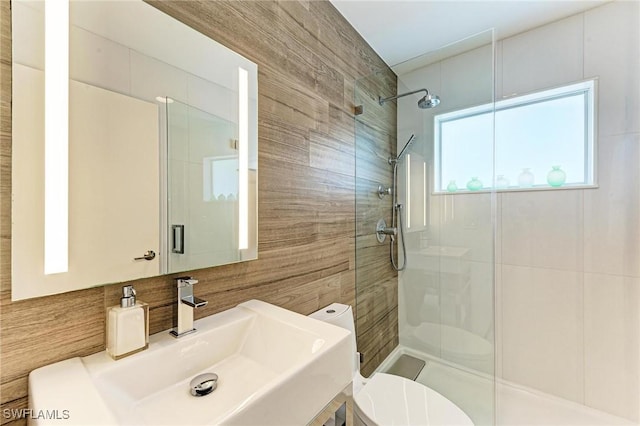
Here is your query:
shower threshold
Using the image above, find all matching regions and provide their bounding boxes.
[385,354,425,381]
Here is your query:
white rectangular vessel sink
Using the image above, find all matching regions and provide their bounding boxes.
[29,300,353,425]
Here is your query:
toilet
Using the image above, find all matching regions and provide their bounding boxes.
[310,303,474,426]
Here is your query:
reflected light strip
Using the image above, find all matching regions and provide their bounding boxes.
[238,67,249,250]
[423,161,427,227]
[44,0,69,274]
[406,154,411,229]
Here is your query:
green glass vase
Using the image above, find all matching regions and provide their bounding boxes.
[547,165,566,187]
[466,177,483,191]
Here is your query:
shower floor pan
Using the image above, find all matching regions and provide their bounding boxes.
[377,345,636,426]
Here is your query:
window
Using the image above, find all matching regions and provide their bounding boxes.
[434,80,595,193]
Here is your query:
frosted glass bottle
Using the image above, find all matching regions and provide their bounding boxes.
[518,168,534,188]
[496,175,510,189]
[546,165,566,187]
[446,180,458,192]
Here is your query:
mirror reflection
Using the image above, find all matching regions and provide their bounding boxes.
[166,99,258,273]
[11,0,258,300]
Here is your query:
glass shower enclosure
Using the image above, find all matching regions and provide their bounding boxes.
[354,30,496,424]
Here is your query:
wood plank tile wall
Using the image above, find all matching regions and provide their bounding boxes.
[354,72,399,377]
[0,1,397,424]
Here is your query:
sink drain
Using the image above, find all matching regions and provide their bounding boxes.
[190,373,218,397]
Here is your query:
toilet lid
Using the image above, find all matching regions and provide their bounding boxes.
[354,373,474,426]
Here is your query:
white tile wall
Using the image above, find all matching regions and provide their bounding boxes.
[495,264,504,379]
[12,2,44,70]
[584,273,640,421]
[501,190,584,271]
[495,193,503,265]
[187,114,236,163]
[70,26,131,95]
[467,260,495,339]
[496,1,640,422]
[167,103,190,162]
[584,133,640,278]
[502,14,583,97]
[130,51,189,104]
[494,40,503,101]
[439,193,494,263]
[440,44,493,109]
[187,75,237,124]
[584,1,640,137]
[168,159,188,225]
[501,265,584,403]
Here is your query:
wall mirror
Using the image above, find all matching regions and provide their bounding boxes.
[11,0,258,300]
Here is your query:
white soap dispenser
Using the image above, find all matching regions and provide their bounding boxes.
[106,285,149,360]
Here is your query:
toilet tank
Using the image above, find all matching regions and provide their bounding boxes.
[309,303,357,376]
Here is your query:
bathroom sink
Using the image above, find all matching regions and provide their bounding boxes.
[29,300,353,425]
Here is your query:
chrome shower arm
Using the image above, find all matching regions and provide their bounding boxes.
[379,89,428,105]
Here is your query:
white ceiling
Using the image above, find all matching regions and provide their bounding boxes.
[330,0,609,68]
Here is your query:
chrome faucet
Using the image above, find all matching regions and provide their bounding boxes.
[170,277,208,338]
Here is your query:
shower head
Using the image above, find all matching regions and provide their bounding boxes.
[418,93,440,109]
[379,88,440,109]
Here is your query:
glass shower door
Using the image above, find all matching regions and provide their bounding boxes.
[354,29,496,425]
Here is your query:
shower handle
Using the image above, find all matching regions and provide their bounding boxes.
[380,227,397,236]
[376,218,397,243]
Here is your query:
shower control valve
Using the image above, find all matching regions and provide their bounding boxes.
[377,185,392,199]
[376,218,397,243]
[381,226,397,236]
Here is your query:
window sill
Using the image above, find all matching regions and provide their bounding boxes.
[432,184,599,195]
